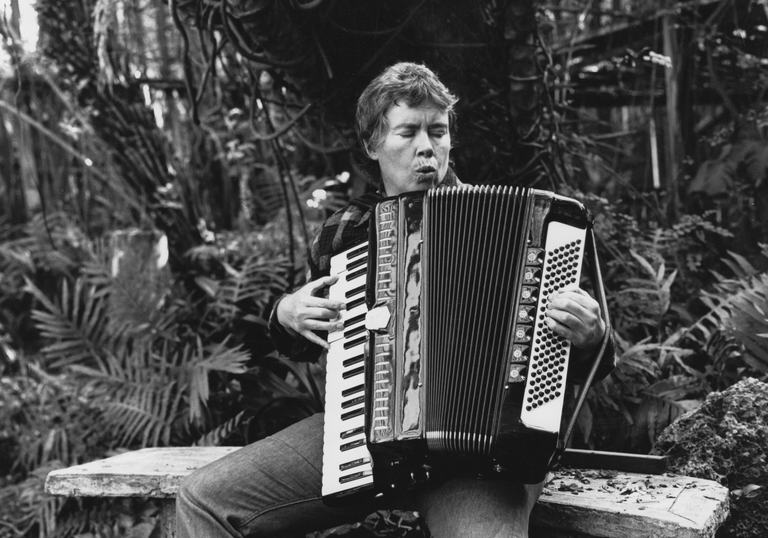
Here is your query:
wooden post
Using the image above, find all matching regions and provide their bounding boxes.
[662,5,682,222]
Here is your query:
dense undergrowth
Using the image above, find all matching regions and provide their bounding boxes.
[1,0,767,536]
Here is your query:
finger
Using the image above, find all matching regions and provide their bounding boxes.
[300,329,331,350]
[307,274,339,295]
[546,307,586,334]
[303,306,344,321]
[544,316,577,344]
[549,288,599,311]
[300,318,345,333]
[547,299,592,329]
[546,307,604,348]
[300,296,346,312]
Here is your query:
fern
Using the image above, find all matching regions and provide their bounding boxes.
[614,249,677,336]
[204,254,291,323]
[193,410,246,446]
[185,336,251,426]
[687,246,768,375]
[25,277,110,369]
[633,375,703,445]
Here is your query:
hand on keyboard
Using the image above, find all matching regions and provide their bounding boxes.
[276,275,347,349]
[544,288,605,351]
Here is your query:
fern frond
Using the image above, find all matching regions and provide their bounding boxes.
[67,340,183,447]
[193,410,246,447]
[26,277,110,369]
[687,254,768,374]
[215,255,291,321]
[635,376,703,444]
[188,336,251,424]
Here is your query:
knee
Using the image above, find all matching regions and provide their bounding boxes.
[177,465,221,511]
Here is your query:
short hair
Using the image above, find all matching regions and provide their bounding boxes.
[356,62,458,158]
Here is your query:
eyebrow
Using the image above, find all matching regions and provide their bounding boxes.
[392,121,449,130]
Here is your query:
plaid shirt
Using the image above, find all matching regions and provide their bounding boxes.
[269,170,615,383]
[269,169,462,362]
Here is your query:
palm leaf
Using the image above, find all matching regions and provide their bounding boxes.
[687,250,768,374]
[214,254,291,322]
[26,277,110,369]
[69,340,183,448]
[193,410,247,447]
[186,336,251,425]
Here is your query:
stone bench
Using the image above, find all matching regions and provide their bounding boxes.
[45,447,729,538]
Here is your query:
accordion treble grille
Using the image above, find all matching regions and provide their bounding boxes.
[423,186,531,456]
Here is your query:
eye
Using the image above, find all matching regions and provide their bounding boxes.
[430,128,447,137]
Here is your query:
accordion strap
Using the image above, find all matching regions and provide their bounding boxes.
[553,223,613,467]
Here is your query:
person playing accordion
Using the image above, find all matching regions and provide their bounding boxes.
[176,62,616,538]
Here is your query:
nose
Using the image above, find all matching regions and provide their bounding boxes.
[415,130,433,158]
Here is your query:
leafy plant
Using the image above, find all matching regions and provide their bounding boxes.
[686,245,768,378]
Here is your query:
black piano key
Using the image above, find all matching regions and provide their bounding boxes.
[344,324,366,339]
[347,296,366,310]
[341,407,365,421]
[340,438,366,451]
[341,384,365,397]
[339,470,372,483]
[345,284,366,299]
[342,366,365,380]
[347,243,368,260]
[342,395,366,409]
[339,457,370,471]
[341,426,365,439]
[347,256,367,272]
[342,354,365,368]
[347,266,367,280]
[344,313,366,328]
[343,335,366,350]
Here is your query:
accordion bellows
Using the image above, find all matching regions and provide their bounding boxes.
[322,185,593,504]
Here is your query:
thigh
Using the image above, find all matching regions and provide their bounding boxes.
[180,412,383,537]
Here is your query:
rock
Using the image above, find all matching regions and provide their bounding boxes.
[651,377,768,538]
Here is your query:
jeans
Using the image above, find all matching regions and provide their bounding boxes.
[176,413,544,538]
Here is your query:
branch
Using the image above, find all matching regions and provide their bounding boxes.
[705,45,739,121]
[169,0,198,124]
[291,0,326,10]
[249,102,314,142]
[220,0,305,68]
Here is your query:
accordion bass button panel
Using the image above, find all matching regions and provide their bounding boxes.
[322,241,375,499]
[520,221,587,434]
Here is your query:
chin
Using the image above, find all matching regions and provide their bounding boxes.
[416,172,439,188]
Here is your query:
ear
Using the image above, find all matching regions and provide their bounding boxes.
[366,143,380,161]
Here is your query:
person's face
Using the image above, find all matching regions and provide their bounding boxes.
[368,101,451,197]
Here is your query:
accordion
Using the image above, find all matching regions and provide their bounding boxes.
[321,185,606,505]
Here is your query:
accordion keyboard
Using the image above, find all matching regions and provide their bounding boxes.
[322,242,374,498]
[520,222,587,433]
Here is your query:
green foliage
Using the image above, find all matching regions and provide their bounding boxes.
[0,210,309,536]
[571,194,750,452]
[687,245,768,377]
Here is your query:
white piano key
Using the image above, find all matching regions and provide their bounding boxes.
[330,243,368,275]
[329,273,367,301]
[324,241,373,500]
[326,341,366,369]
[328,303,367,344]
